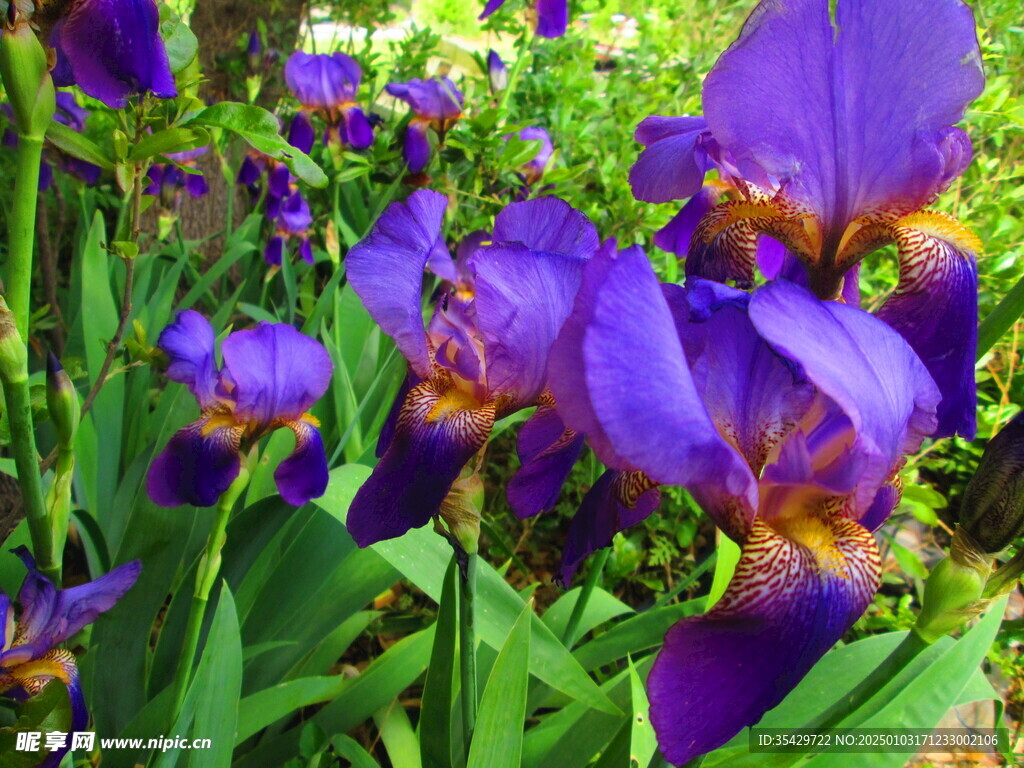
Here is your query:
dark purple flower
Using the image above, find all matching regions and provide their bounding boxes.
[345,190,600,546]
[265,191,314,266]
[548,246,940,762]
[487,49,508,93]
[479,0,568,38]
[0,547,139,768]
[49,0,177,109]
[385,78,464,173]
[145,147,209,205]
[630,0,984,439]
[146,312,333,507]
[515,126,553,184]
[284,51,374,150]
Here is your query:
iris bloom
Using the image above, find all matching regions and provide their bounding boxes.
[46,0,177,109]
[479,0,568,39]
[0,547,139,768]
[385,78,464,174]
[630,0,984,439]
[284,51,374,150]
[549,246,940,762]
[145,147,210,205]
[345,190,598,546]
[146,311,333,508]
[514,126,554,185]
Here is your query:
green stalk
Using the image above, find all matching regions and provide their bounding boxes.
[168,468,250,724]
[562,548,610,648]
[458,551,479,753]
[497,31,535,117]
[8,134,43,339]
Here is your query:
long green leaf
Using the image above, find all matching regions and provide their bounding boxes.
[419,557,459,768]
[467,604,532,768]
[978,276,1024,358]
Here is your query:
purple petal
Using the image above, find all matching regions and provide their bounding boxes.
[653,184,723,257]
[285,51,361,109]
[386,78,464,122]
[347,190,449,378]
[287,112,316,155]
[341,106,374,150]
[274,418,329,505]
[157,310,219,409]
[507,405,584,518]
[558,471,660,586]
[279,191,313,234]
[518,126,554,180]
[749,280,940,517]
[403,120,432,173]
[146,417,243,507]
[237,155,263,189]
[0,592,12,650]
[221,323,333,425]
[469,243,588,406]
[629,116,710,204]
[57,0,177,109]
[268,164,292,200]
[346,377,494,547]
[488,49,508,91]
[535,0,569,37]
[185,172,209,199]
[875,216,978,439]
[491,197,598,258]
[479,0,507,20]
[298,237,314,264]
[264,236,285,266]
[702,0,984,235]
[648,518,880,764]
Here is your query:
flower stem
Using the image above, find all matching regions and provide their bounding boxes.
[563,547,609,648]
[458,550,479,753]
[7,134,43,338]
[168,468,250,725]
[497,30,535,117]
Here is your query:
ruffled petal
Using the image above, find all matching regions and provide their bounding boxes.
[558,470,661,586]
[221,323,333,425]
[629,116,710,203]
[145,417,244,508]
[347,189,449,378]
[274,418,329,506]
[346,375,495,547]
[386,78,464,122]
[284,51,360,109]
[491,197,598,258]
[57,0,177,109]
[157,310,220,409]
[701,0,984,235]
[469,243,588,406]
[648,518,880,764]
[875,212,979,439]
[507,404,584,519]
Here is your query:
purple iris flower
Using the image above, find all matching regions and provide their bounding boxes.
[146,312,333,508]
[344,190,599,546]
[385,78,464,174]
[48,0,177,109]
[630,0,984,440]
[265,191,314,266]
[479,0,568,38]
[284,51,374,150]
[145,147,210,205]
[548,246,941,762]
[0,547,139,768]
[515,126,553,185]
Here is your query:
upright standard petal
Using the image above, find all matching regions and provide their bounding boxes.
[875,212,979,439]
[403,120,433,173]
[56,0,177,109]
[274,418,329,505]
[469,243,587,407]
[629,116,710,204]
[347,189,449,378]
[702,0,984,237]
[221,323,333,425]
[285,51,361,109]
[146,417,244,508]
[386,78,464,122]
[157,310,219,408]
[507,404,584,519]
[648,518,880,764]
[491,197,598,258]
[346,375,495,547]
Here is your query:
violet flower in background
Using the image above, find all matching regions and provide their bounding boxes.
[385,78,464,173]
[344,190,600,546]
[284,51,374,149]
[265,191,314,266]
[548,246,940,762]
[146,311,333,508]
[48,0,177,109]
[145,147,210,206]
[630,0,984,439]
[479,0,568,38]
[0,547,140,768]
[487,49,508,93]
[515,126,553,185]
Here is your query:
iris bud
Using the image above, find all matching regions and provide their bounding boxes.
[914,528,990,643]
[439,467,484,555]
[959,413,1024,553]
[46,352,79,450]
[0,10,56,139]
[0,297,28,382]
[487,49,508,94]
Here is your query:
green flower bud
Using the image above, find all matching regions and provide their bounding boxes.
[46,352,79,449]
[0,10,56,139]
[960,413,1024,553]
[0,296,28,382]
[914,528,991,644]
[439,467,484,555]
